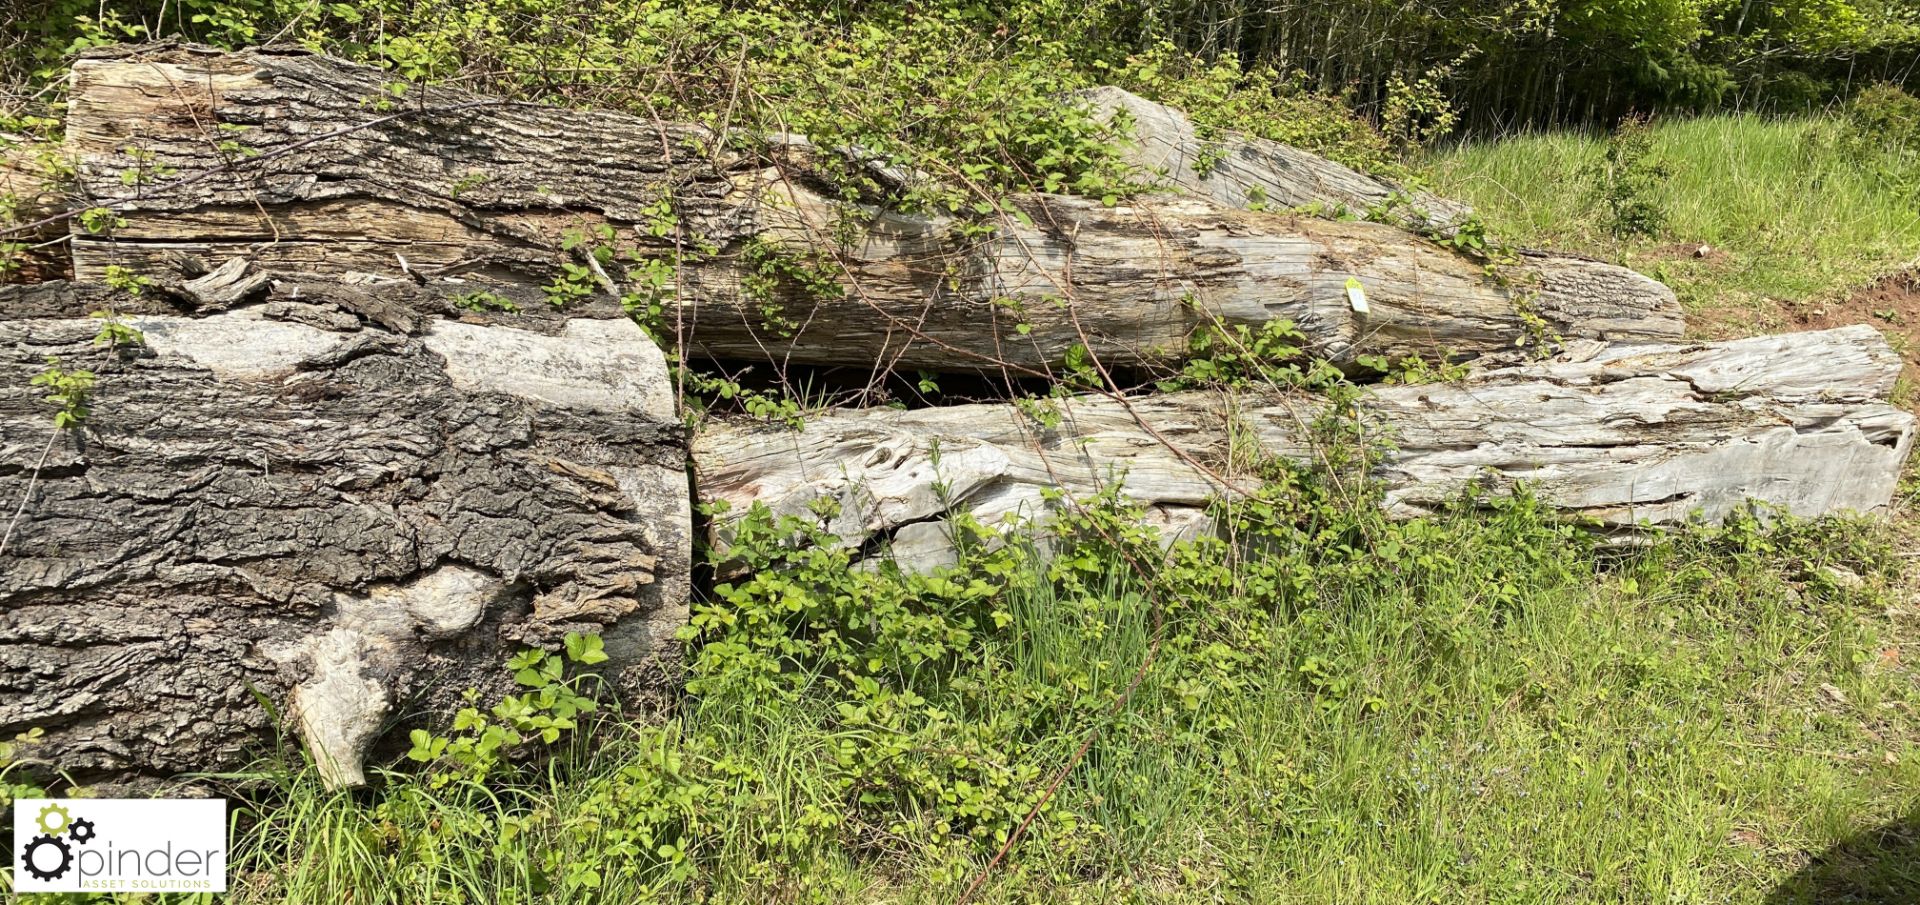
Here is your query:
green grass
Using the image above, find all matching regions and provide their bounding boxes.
[1426,114,1920,328]
[18,485,1915,905]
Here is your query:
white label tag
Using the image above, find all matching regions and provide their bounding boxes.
[14,798,227,893]
[1345,277,1370,315]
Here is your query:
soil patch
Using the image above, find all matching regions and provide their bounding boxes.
[1651,241,1732,266]
[1783,266,1920,404]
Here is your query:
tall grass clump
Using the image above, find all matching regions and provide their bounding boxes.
[1428,108,1920,315]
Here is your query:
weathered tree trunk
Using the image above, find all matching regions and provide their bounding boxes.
[2,138,71,283]
[695,326,1915,572]
[0,273,689,788]
[1076,86,1474,230]
[57,44,1681,375]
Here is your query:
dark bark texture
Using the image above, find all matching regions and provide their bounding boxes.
[0,274,688,788]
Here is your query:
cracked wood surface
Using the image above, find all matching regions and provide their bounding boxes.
[0,275,688,787]
[59,43,1680,373]
[695,326,1915,572]
[1,138,70,283]
[1077,86,1473,230]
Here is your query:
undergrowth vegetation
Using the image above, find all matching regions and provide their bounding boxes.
[11,0,1917,132]
[12,465,1916,903]
[8,0,1916,203]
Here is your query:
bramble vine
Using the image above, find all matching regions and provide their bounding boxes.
[0,357,96,558]
[405,631,609,785]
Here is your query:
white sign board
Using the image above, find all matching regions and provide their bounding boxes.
[14,798,227,893]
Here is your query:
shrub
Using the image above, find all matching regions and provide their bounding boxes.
[1837,81,1920,185]
[1585,113,1672,238]
[1381,66,1461,154]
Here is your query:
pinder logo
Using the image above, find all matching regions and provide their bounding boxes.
[13,798,226,893]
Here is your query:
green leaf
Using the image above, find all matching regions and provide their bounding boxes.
[406,729,441,762]
[564,632,610,665]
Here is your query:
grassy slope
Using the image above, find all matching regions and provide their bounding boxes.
[194,502,1920,905]
[1402,113,1920,905]
[1427,115,1920,338]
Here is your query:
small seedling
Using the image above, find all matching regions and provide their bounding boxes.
[90,308,145,348]
[31,357,94,429]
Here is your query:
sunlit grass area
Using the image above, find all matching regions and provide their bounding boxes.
[1428,115,1920,329]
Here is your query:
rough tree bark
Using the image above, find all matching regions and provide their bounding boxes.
[695,326,1915,572]
[0,271,689,788]
[57,43,1680,375]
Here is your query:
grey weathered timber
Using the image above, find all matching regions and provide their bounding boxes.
[60,44,1680,374]
[695,326,1915,572]
[0,272,688,788]
[1077,86,1474,229]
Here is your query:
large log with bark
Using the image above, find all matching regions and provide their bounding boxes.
[0,273,689,788]
[695,326,1916,572]
[54,43,1681,374]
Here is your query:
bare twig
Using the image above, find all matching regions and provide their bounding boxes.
[0,430,61,559]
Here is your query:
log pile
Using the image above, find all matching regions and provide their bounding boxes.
[0,43,1908,788]
[58,44,1679,373]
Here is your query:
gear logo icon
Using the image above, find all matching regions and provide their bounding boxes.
[34,802,71,836]
[17,803,99,884]
[21,833,73,881]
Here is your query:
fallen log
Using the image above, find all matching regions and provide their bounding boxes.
[695,326,1915,572]
[0,277,689,788]
[1077,86,1473,230]
[57,44,1681,373]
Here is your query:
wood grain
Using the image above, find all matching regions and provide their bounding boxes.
[61,44,1682,373]
[696,326,1914,571]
